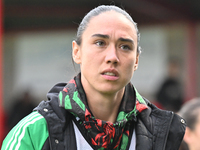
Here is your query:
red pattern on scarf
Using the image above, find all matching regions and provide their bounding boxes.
[136,101,148,112]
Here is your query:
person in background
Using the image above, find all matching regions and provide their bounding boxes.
[1,5,185,150]
[156,58,184,112]
[7,90,36,131]
[179,98,200,150]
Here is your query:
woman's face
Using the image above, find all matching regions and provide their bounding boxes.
[190,115,200,150]
[73,11,139,95]
[184,111,200,150]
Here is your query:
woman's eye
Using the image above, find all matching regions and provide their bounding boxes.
[95,41,105,47]
[120,45,131,50]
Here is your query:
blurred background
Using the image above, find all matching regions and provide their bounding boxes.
[0,0,200,145]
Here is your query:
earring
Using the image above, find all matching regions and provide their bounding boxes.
[134,66,137,70]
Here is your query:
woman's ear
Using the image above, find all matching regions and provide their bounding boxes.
[72,41,81,64]
[134,54,139,71]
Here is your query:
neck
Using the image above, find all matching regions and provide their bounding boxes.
[85,88,125,123]
[189,146,195,150]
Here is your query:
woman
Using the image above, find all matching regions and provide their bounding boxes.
[179,98,200,150]
[2,5,185,150]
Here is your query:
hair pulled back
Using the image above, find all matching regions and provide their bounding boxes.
[75,5,141,54]
[179,98,200,130]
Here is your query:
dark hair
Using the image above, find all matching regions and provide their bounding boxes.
[179,98,200,130]
[75,5,141,54]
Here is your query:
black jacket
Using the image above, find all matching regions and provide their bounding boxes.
[35,83,186,150]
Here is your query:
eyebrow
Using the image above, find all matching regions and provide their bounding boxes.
[91,34,135,44]
[92,34,109,39]
[118,37,134,44]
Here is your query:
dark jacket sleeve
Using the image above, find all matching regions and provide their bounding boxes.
[136,99,186,150]
[165,113,186,150]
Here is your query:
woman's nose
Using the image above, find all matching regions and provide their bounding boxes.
[105,45,119,64]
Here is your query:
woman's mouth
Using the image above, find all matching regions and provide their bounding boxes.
[102,72,116,76]
[101,70,119,80]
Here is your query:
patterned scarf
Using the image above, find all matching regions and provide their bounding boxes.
[58,74,148,150]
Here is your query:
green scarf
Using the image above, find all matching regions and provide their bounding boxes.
[58,74,148,150]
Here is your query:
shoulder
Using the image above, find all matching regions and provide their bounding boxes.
[142,98,186,149]
[143,98,186,130]
[165,113,186,149]
[2,111,49,150]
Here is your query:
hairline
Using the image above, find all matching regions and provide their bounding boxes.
[179,98,200,130]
